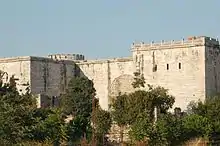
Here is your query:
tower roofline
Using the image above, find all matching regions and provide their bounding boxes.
[131,36,219,51]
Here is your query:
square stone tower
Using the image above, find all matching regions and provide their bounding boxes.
[131,36,220,110]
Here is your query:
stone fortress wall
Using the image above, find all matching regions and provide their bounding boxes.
[77,36,220,110]
[77,57,134,110]
[131,36,220,110]
[0,36,219,111]
[0,56,79,107]
[132,36,206,110]
[0,56,31,93]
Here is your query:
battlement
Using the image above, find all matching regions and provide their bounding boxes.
[131,36,219,51]
[48,54,85,61]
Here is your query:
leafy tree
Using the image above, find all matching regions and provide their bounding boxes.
[182,114,212,140]
[129,111,153,142]
[94,103,112,145]
[127,87,175,144]
[66,115,92,145]
[0,76,36,144]
[111,71,175,145]
[111,93,130,144]
[148,86,175,115]
[160,113,184,145]
[147,113,185,146]
[95,109,111,135]
[187,96,220,142]
[126,90,151,124]
[0,74,69,145]
[61,76,96,118]
[126,86,174,123]
[26,108,67,145]
[146,111,212,146]
[22,108,53,141]
[60,76,96,142]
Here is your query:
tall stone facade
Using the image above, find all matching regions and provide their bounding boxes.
[0,36,219,111]
[77,58,134,110]
[0,55,80,107]
[131,36,206,110]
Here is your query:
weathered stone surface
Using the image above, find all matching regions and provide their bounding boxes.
[130,36,219,110]
[77,58,134,110]
[30,57,76,97]
[0,36,219,111]
[0,56,31,93]
[0,56,76,107]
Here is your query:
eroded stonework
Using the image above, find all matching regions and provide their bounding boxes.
[109,74,134,102]
[0,36,219,111]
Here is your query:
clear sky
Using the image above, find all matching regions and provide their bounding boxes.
[0,0,219,59]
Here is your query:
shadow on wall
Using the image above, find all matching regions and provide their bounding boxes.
[38,63,89,108]
[74,63,86,78]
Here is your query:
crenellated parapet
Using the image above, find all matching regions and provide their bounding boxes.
[48,54,85,61]
[131,36,219,51]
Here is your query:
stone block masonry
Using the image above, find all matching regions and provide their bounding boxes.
[0,56,77,107]
[77,57,134,110]
[30,56,77,96]
[131,36,219,110]
[0,56,31,93]
[0,36,219,111]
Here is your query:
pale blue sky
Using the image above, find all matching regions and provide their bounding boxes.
[0,0,219,59]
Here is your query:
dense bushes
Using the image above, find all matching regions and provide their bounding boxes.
[0,76,111,145]
[1,73,220,145]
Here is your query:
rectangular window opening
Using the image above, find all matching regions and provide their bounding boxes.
[167,64,169,70]
[179,63,181,69]
[153,65,157,72]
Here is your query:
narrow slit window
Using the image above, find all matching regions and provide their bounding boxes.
[153,65,157,72]
[52,96,55,107]
[167,64,169,70]
[179,63,181,69]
